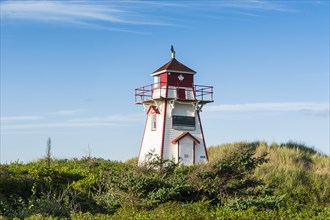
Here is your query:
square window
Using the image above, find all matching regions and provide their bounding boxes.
[172,115,195,131]
[184,154,189,158]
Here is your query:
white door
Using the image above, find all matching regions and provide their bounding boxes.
[179,137,193,165]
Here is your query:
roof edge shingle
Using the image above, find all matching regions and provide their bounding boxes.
[152,58,196,75]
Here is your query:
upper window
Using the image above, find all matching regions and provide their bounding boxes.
[154,76,160,88]
[151,114,157,131]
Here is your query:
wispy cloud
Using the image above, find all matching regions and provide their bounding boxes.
[0,1,171,27]
[1,113,144,130]
[0,115,44,122]
[0,109,84,123]
[69,114,143,123]
[1,0,294,31]
[209,0,294,12]
[2,122,126,130]
[133,0,292,12]
[49,109,85,116]
[206,102,329,116]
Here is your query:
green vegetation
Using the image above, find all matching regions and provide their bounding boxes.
[1,141,329,219]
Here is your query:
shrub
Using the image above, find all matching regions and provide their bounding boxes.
[192,144,268,203]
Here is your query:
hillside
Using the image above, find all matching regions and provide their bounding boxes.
[0,141,329,219]
[209,142,330,208]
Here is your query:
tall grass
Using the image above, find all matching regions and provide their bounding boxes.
[208,141,330,207]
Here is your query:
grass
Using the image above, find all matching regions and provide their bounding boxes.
[208,141,330,207]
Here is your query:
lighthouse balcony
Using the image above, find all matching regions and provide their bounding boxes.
[135,83,213,104]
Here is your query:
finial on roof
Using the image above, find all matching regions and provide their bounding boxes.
[171,45,175,59]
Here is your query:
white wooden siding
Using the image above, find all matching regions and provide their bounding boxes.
[152,86,195,100]
[138,102,165,164]
[139,100,207,165]
[162,102,207,164]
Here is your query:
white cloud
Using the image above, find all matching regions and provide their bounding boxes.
[0,0,293,30]
[0,115,44,122]
[0,1,170,27]
[212,1,293,12]
[49,109,85,116]
[1,109,84,123]
[1,122,125,129]
[69,114,143,123]
[1,113,144,130]
[205,102,329,114]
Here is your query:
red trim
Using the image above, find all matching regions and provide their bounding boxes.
[146,105,160,115]
[135,83,213,103]
[138,114,149,163]
[192,86,196,100]
[160,86,168,161]
[197,111,209,161]
[193,142,195,164]
[172,132,200,144]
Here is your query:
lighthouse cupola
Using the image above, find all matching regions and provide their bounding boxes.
[150,46,196,100]
[135,46,214,166]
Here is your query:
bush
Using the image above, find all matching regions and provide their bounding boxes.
[1,141,329,219]
[191,144,268,203]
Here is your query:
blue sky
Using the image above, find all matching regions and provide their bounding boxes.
[1,0,329,163]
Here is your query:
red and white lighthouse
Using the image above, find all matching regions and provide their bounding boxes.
[135,47,213,166]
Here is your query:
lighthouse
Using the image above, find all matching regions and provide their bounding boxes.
[135,47,213,166]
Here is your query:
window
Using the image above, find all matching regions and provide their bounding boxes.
[154,76,160,88]
[200,156,206,159]
[184,154,189,158]
[151,114,157,131]
[172,115,195,130]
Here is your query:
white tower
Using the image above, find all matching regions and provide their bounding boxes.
[135,47,213,165]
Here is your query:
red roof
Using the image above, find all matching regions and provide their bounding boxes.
[172,132,200,144]
[152,58,196,75]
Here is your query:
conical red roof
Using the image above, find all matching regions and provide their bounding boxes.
[152,58,196,75]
